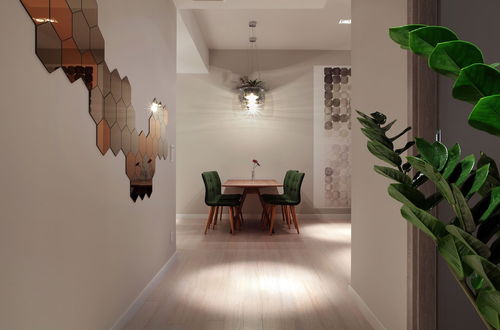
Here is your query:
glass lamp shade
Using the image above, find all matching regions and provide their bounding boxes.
[239,86,265,112]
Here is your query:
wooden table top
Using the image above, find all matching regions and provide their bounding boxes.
[223,179,283,188]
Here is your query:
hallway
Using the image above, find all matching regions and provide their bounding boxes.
[124,218,371,330]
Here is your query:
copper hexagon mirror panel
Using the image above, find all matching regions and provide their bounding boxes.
[19,0,170,201]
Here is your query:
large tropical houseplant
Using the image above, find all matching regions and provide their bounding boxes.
[358,24,500,329]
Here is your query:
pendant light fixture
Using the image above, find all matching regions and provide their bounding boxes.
[238,20,265,114]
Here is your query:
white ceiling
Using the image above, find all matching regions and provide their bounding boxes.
[175,0,351,50]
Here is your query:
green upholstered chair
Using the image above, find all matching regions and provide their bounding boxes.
[260,170,298,227]
[262,171,305,235]
[201,171,241,234]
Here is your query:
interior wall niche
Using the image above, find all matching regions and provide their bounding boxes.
[313,66,352,209]
[19,0,169,201]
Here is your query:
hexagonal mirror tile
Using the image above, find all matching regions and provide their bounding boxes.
[97,119,110,155]
[110,123,122,156]
[90,26,104,64]
[104,94,117,126]
[116,100,127,130]
[122,77,131,106]
[66,0,81,12]
[110,69,122,101]
[90,87,104,124]
[121,128,132,155]
[21,0,49,25]
[62,38,82,67]
[50,0,72,40]
[72,11,90,53]
[82,0,98,27]
[126,105,135,131]
[130,129,139,154]
[36,22,61,73]
[97,62,111,96]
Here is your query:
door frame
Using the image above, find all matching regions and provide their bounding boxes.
[407,0,439,329]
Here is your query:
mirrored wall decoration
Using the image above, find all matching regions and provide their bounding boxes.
[313,66,351,209]
[19,0,170,201]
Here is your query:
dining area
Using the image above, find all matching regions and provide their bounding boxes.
[201,169,305,235]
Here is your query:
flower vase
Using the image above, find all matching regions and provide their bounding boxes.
[251,168,255,181]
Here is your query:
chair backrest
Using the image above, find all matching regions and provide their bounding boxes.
[213,171,223,195]
[288,172,305,205]
[201,171,220,205]
[283,170,298,195]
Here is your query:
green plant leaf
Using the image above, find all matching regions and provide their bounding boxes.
[389,24,427,49]
[481,187,500,221]
[479,152,500,180]
[381,119,397,132]
[455,155,476,186]
[477,290,500,315]
[389,127,412,142]
[464,255,500,290]
[477,302,500,330]
[374,166,412,185]
[409,26,459,57]
[367,140,402,167]
[426,192,443,210]
[466,164,490,199]
[407,156,454,205]
[395,141,415,155]
[401,205,446,241]
[492,63,500,69]
[442,144,462,179]
[469,95,500,137]
[388,183,427,209]
[415,138,448,171]
[429,40,484,77]
[361,127,393,149]
[370,112,387,125]
[471,273,485,290]
[358,116,381,130]
[453,64,500,104]
[438,234,464,280]
[446,225,490,258]
[451,184,476,233]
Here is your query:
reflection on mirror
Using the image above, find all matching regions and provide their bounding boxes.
[19,0,170,201]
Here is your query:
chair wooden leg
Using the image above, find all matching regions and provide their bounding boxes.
[228,206,235,234]
[219,206,223,222]
[204,206,215,234]
[281,205,285,223]
[285,205,292,230]
[269,205,277,235]
[290,206,300,234]
[213,206,219,229]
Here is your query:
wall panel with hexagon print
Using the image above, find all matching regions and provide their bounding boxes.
[19,0,169,202]
[313,66,351,209]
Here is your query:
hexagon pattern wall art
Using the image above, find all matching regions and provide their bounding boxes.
[313,66,351,209]
[19,0,170,202]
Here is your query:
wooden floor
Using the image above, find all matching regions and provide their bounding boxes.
[123,216,372,330]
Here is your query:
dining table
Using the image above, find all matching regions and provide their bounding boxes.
[222,179,283,219]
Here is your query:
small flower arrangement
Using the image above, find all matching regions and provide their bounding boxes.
[251,159,260,181]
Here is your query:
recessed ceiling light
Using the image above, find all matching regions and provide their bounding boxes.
[339,19,351,24]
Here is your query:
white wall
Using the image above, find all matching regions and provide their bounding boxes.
[176,50,350,215]
[0,1,176,329]
[351,0,409,329]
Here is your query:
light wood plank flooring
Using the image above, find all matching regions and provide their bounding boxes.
[123,216,372,330]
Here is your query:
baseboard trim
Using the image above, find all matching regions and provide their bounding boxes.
[176,213,350,221]
[348,285,386,330]
[110,251,178,330]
